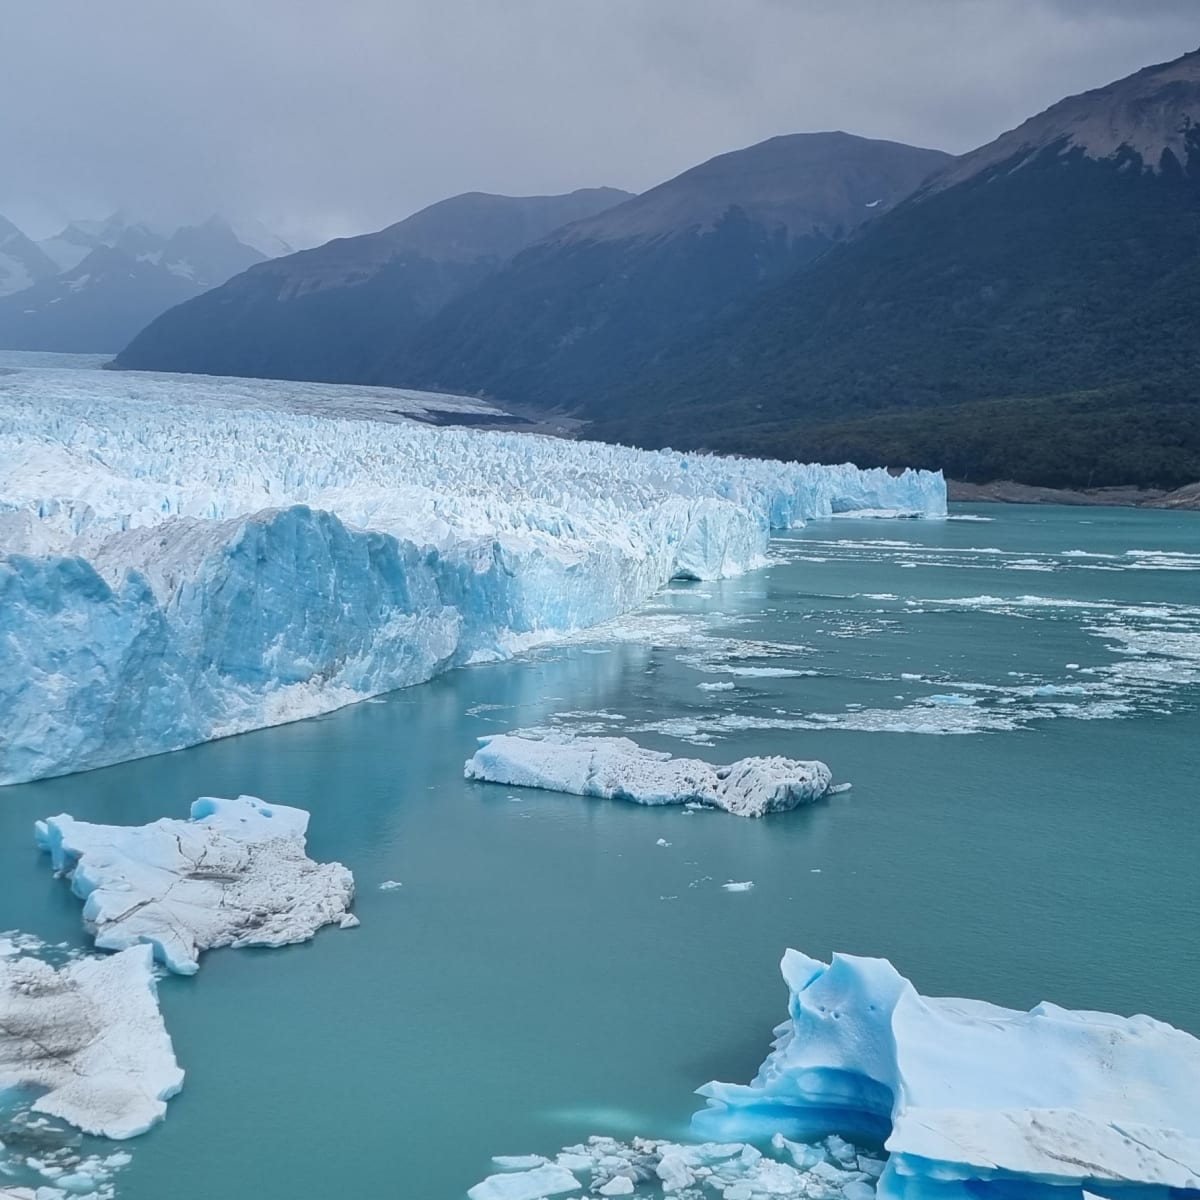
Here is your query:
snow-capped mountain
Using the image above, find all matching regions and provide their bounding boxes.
[0,213,289,352]
[0,215,59,297]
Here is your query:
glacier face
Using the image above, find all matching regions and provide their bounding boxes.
[465,730,836,816]
[0,363,945,784]
[36,795,355,974]
[694,951,1200,1199]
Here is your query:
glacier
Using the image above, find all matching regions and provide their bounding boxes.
[464,730,836,816]
[694,951,1200,1199]
[36,795,355,974]
[0,362,945,784]
[0,943,183,1139]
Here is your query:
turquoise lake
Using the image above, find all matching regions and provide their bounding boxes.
[1,503,1197,1198]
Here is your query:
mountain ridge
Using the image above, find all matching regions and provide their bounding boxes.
[371,132,952,405]
[587,49,1200,489]
[113,187,634,382]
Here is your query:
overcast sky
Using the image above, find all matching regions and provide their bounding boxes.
[4,0,1199,246]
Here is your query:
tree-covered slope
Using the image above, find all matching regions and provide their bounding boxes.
[114,188,630,382]
[592,51,1200,488]
[382,133,951,406]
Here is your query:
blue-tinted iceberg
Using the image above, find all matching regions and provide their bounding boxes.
[465,730,835,816]
[695,951,1200,1198]
[36,795,355,974]
[0,365,945,783]
[0,943,183,1139]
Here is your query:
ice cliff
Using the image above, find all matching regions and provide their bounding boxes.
[36,795,354,974]
[0,367,945,783]
[465,730,836,816]
[694,951,1200,1199]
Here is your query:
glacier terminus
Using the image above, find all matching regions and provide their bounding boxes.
[0,359,945,785]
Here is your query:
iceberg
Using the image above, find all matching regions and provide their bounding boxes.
[468,1162,583,1200]
[470,1134,885,1199]
[694,951,1200,1198]
[464,730,836,817]
[0,363,945,784]
[35,795,354,975]
[0,944,183,1139]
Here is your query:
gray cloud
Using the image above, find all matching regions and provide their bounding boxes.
[2,0,1198,245]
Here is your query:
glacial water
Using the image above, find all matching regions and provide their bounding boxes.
[1,503,1197,1198]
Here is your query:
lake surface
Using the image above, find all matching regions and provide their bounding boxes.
[1,504,1197,1198]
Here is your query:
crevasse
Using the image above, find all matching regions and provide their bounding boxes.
[0,367,946,785]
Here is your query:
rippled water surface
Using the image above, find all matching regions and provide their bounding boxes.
[1,504,1197,1198]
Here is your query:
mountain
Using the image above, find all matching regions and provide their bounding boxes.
[376,133,951,405]
[0,215,277,353]
[591,49,1200,490]
[37,212,166,273]
[0,216,58,297]
[226,218,294,260]
[114,188,632,382]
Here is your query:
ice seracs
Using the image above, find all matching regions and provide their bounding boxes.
[0,362,945,785]
[0,944,183,1140]
[694,951,1200,1198]
[464,730,836,817]
[36,795,354,974]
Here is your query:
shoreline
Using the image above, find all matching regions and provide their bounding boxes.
[948,479,1200,510]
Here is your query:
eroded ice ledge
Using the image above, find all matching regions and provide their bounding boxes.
[36,796,355,974]
[464,730,836,817]
[0,372,945,784]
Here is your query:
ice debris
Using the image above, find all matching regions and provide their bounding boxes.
[35,795,354,974]
[0,944,183,1139]
[464,730,836,817]
[470,1134,885,1199]
[0,369,944,784]
[695,951,1200,1197]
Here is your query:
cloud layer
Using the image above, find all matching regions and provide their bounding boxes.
[3,0,1198,244]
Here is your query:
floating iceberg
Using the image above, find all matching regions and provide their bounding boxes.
[470,1134,884,1199]
[464,730,836,817]
[0,944,183,1139]
[694,951,1200,1198]
[0,363,944,784]
[36,795,354,974]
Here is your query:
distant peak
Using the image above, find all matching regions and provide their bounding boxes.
[923,47,1200,195]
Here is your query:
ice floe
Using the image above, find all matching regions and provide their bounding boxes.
[464,730,836,817]
[695,951,1200,1197]
[36,795,354,974]
[0,944,182,1139]
[471,1134,886,1199]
